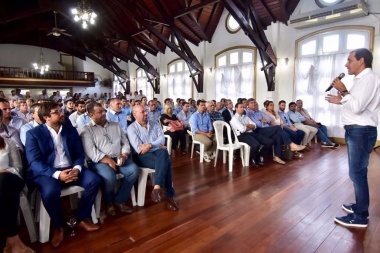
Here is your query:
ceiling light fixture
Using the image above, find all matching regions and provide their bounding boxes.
[71,0,97,29]
[33,48,49,74]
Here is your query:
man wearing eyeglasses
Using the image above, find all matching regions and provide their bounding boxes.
[81,102,139,217]
[25,102,101,247]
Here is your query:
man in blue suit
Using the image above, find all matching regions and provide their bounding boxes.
[25,102,101,247]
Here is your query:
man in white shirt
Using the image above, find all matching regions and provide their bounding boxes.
[230,102,273,166]
[69,101,86,128]
[327,48,380,228]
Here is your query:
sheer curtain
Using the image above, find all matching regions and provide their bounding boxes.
[167,71,192,101]
[136,76,153,100]
[214,63,254,104]
[294,53,353,138]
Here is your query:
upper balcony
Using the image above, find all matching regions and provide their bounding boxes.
[0,66,95,87]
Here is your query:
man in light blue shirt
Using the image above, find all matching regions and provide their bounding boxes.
[20,103,41,146]
[146,100,161,122]
[288,102,318,146]
[176,102,192,130]
[127,105,179,211]
[189,99,216,162]
[106,98,128,134]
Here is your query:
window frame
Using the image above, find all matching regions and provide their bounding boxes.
[225,13,241,34]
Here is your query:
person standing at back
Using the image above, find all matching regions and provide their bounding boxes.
[326,48,380,228]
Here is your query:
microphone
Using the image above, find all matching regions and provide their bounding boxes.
[325,73,345,92]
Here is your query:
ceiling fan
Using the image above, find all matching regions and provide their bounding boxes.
[47,11,72,37]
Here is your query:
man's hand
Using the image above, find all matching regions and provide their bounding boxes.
[117,154,129,166]
[59,168,78,183]
[326,94,342,105]
[332,77,347,92]
[261,116,268,124]
[100,156,117,171]
[139,143,151,154]
[206,131,213,138]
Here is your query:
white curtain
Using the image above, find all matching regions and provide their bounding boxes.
[295,53,353,138]
[136,76,153,100]
[214,63,254,104]
[167,71,192,101]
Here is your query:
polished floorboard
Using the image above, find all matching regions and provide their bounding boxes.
[22,144,380,253]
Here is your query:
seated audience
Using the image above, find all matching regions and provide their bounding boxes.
[127,105,179,211]
[277,100,305,145]
[25,102,101,247]
[288,102,318,147]
[81,102,139,216]
[0,135,35,253]
[246,101,305,164]
[160,105,187,154]
[296,99,339,148]
[230,103,273,167]
[106,98,128,134]
[207,100,224,124]
[189,100,217,162]
[0,98,25,131]
[176,101,192,130]
[69,100,86,128]
[20,103,42,146]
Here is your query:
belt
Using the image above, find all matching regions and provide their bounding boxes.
[344,125,376,130]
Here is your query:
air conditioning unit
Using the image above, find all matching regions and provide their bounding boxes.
[289,0,369,29]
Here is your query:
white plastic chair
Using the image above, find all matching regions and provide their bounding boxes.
[137,167,155,206]
[19,189,38,243]
[36,186,97,243]
[160,122,173,155]
[230,124,251,167]
[187,128,205,163]
[213,121,244,172]
[94,173,136,218]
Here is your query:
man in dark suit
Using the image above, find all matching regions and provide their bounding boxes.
[222,99,234,123]
[25,102,101,247]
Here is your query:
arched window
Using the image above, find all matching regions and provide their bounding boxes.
[136,68,153,99]
[167,59,192,102]
[214,46,256,103]
[294,26,373,138]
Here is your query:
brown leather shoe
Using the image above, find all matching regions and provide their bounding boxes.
[165,198,179,211]
[106,204,116,216]
[151,188,162,203]
[51,227,64,247]
[77,220,100,232]
[114,203,133,214]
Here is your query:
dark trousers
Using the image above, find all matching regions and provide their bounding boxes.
[132,149,175,198]
[283,127,305,145]
[0,173,24,237]
[238,132,273,162]
[255,126,283,157]
[31,168,100,228]
[164,129,187,151]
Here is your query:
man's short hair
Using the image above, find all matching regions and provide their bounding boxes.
[196,99,206,106]
[29,103,40,114]
[64,99,73,105]
[38,102,59,123]
[75,100,86,107]
[0,98,8,103]
[289,102,296,108]
[279,100,286,105]
[87,102,103,114]
[352,48,373,68]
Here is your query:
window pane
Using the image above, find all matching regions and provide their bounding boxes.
[218,56,227,67]
[347,34,365,50]
[177,62,183,72]
[242,52,252,63]
[323,34,339,53]
[169,65,175,73]
[301,40,316,55]
[230,52,239,65]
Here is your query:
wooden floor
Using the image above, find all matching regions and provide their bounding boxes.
[21,144,380,253]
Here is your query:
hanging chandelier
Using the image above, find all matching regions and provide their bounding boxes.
[71,0,97,29]
[33,49,49,74]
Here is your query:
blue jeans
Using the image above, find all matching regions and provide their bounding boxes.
[316,124,333,145]
[132,149,175,198]
[345,125,377,219]
[91,158,139,205]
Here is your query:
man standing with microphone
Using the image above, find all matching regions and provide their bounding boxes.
[326,48,380,228]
